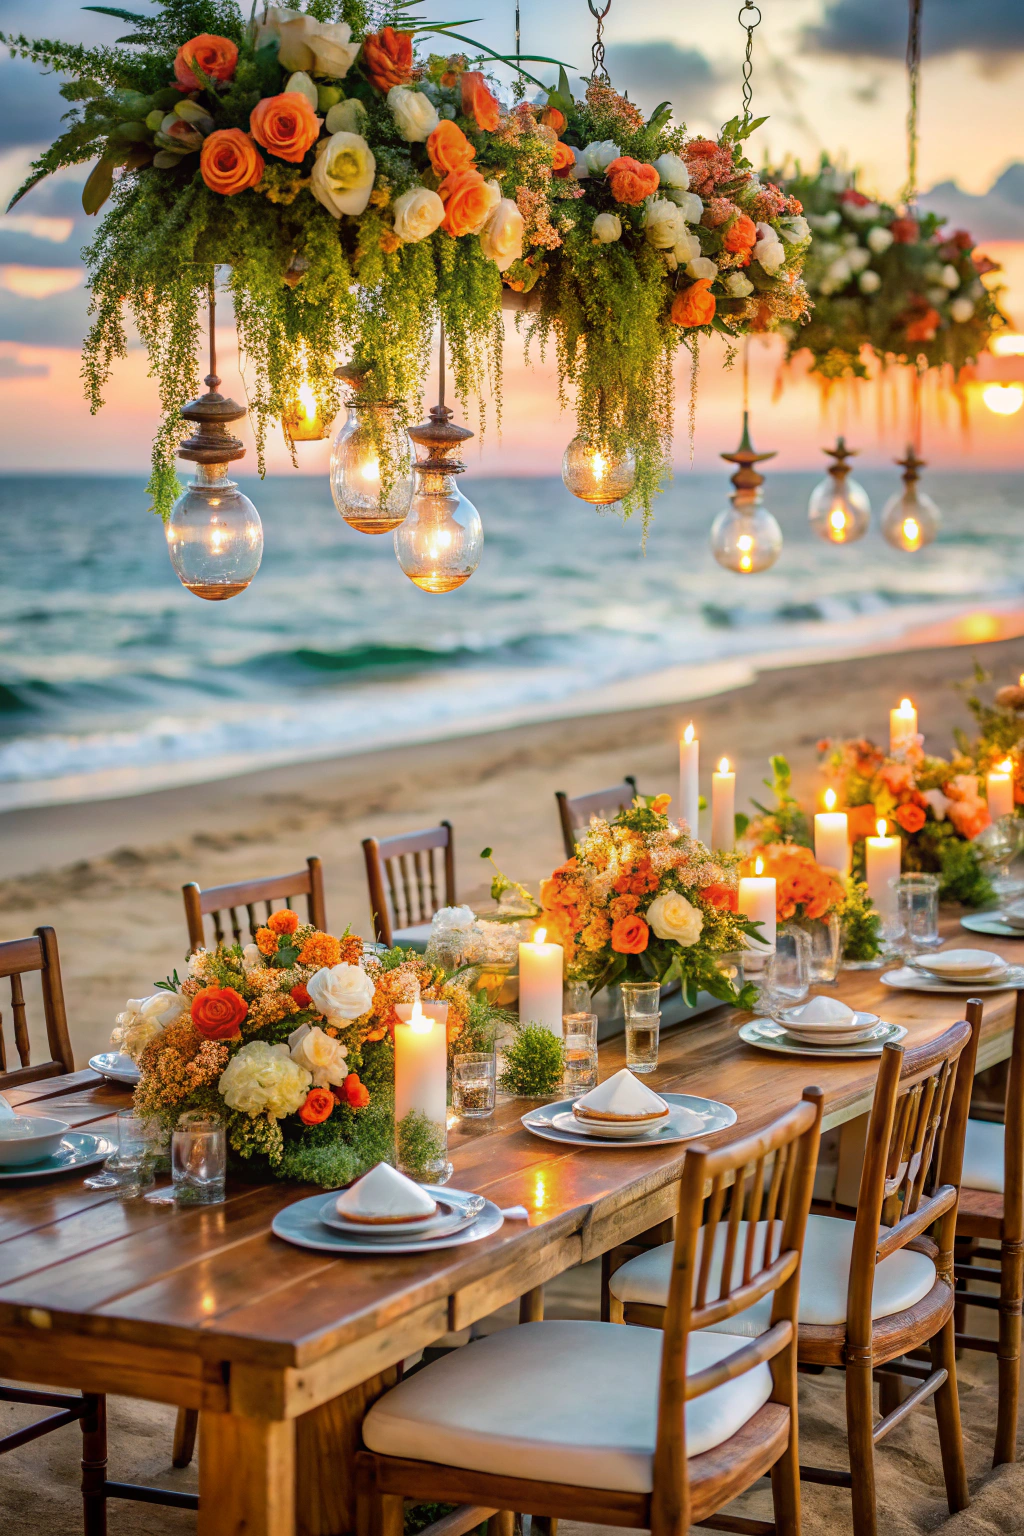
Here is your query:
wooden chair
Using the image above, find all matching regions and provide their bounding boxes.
[182,855,326,953]
[356,1087,824,1536]
[0,927,74,1090]
[362,823,455,949]
[610,1005,982,1536]
[556,776,638,860]
[955,987,1024,1465]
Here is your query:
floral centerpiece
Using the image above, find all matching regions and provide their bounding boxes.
[113,910,502,1187]
[5,0,810,527]
[954,665,1024,805]
[774,156,1006,382]
[538,794,759,1008]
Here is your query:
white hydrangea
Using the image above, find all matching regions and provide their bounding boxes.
[866,225,894,254]
[218,1041,311,1119]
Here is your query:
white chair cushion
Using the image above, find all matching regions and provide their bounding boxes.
[962,1118,1004,1194]
[609,1213,936,1335]
[391,923,433,953]
[362,1319,773,1493]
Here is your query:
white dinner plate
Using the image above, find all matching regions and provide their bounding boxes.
[89,1052,141,1085]
[961,913,1024,940]
[522,1092,736,1150]
[0,1131,112,1180]
[318,1194,473,1239]
[273,1186,502,1255]
[881,966,1024,994]
[739,1019,907,1057]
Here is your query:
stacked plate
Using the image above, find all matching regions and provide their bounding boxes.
[523,1070,737,1148]
[569,1069,671,1140]
[1002,903,1024,931]
[271,1162,504,1255]
[774,996,882,1046]
[0,1113,111,1179]
[911,949,1013,985]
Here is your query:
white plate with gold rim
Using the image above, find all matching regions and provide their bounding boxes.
[739,1019,907,1057]
[881,966,1024,994]
[523,1093,735,1149]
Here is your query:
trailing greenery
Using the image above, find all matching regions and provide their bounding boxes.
[839,881,883,964]
[497,1021,564,1097]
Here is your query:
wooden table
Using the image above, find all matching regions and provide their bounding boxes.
[0,919,1019,1536]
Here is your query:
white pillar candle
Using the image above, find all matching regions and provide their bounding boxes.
[890,697,918,756]
[518,927,564,1036]
[711,757,735,852]
[814,788,851,878]
[738,857,777,963]
[393,998,448,1129]
[679,722,700,836]
[865,819,901,920]
[987,759,1015,822]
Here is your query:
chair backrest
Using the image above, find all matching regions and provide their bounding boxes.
[650,1086,824,1536]
[555,776,638,860]
[0,927,75,1089]
[182,856,327,953]
[847,1002,983,1353]
[998,989,1024,1248]
[362,823,455,948]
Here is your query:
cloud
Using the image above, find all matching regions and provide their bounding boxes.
[0,58,71,150]
[0,281,89,345]
[803,0,1024,62]
[0,352,49,379]
[0,228,81,266]
[601,41,719,120]
[919,163,1024,242]
[1,263,82,297]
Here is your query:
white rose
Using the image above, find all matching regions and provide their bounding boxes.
[673,231,702,265]
[285,70,319,108]
[826,257,851,285]
[392,186,445,243]
[308,20,359,78]
[307,961,375,1022]
[112,990,187,1055]
[592,211,622,244]
[288,1023,349,1087]
[310,131,375,218]
[643,196,683,250]
[387,85,439,143]
[950,295,975,323]
[779,214,810,244]
[582,139,621,176]
[927,286,949,307]
[218,1040,311,1119]
[325,97,368,135]
[242,943,263,971]
[941,264,960,290]
[646,890,704,947]
[570,146,589,179]
[465,177,501,236]
[686,256,718,281]
[753,222,785,275]
[922,787,951,822]
[724,271,754,297]
[665,189,704,223]
[808,210,840,233]
[654,152,689,190]
[858,269,882,294]
[258,9,357,77]
[866,225,894,254]
[480,197,525,270]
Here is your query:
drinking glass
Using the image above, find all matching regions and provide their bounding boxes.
[759,928,811,1018]
[111,1111,156,1199]
[622,980,662,1074]
[84,1106,134,1190]
[895,873,941,954]
[171,1115,226,1205]
[429,930,465,972]
[563,976,593,1014]
[453,1052,496,1118]
[562,1012,598,1096]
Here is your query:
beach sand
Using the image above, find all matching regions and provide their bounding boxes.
[1,630,1022,1065]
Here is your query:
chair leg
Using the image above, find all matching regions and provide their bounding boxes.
[931,1318,970,1513]
[878,1372,904,1417]
[490,1514,515,1536]
[769,1427,801,1536]
[995,1237,1024,1466]
[845,1358,878,1536]
[173,1406,199,1468]
[531,1518,557,1536]
[80,1393,107,1536]
[381,1492,405,1536]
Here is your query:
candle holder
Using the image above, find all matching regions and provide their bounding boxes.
[394,1001,452,1185]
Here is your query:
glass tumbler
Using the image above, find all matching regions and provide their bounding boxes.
[622,980,662,1074]
[453,1052,496,1118]
[171,1114,226,1205]
[895,873,941,954]
[562,1012,598,1096]
[111,1110,156,1199]
[760,928,812,1017]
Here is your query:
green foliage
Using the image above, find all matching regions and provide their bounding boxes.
[497,1021,564,1096]
[937,838,996,908]
[745,754,813,848]
[839,881,883,963]
[279,1091,397,1186]
[396,1108,447,1176]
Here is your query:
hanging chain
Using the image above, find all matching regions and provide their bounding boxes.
[737,1,762,119]
[206,280,218,387]
[588,0,612,83]
[512,0,525,100]
[437,321,446,414]
[903,0,922,208]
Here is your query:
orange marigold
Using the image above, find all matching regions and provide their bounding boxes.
[298,932,342,967]
[256,927,277,955]
[338,933,364,965]
[268,908,299,936]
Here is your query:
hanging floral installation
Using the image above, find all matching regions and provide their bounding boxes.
[4,0,811,528]
[774,157,1007,384]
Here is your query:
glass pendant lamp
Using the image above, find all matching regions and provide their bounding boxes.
[561,435,637,505]
[330,363,414,533]
[881,446,940,552]
[709,413,783,574]
[808,436,871,544]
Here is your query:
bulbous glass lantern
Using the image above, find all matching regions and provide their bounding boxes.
[881,447,940,552]
[282,379,330,443]
[710,413,783,574]
[395,401,482,593]
[330,395,414,534]
[167,462,263,600]
[561,435,637,505]
[808,436,871,544]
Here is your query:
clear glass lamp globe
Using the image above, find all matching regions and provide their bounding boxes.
[330,402,414,534]
[166,462,263,600]
[710,501,783,574]
[394,470,483,593]
[808,471,871,544]
[881,484,940,552]
[561,435,637,505]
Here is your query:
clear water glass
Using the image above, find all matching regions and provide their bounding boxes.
[563,1012,598,1096]
[760,928,811,1018]
[171,1115,226,1205]
[453,1052,496,1118]
[622,979,662,1074]
[895,873,941,954]
[112,1110,156,1199]
[563,976,593,1014]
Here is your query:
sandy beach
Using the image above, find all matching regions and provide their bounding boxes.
[2,629,1022,1066]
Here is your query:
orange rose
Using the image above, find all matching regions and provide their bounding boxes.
[249,92,320,164]
[895,802,927,834]
[362,27,414,92]
[268,908,299,936]
[606,156,659,205]
[905,308,940,343]
[724,212,757,258]
[290,983,311,1008]
[343,1071,370,1108]
[299,1087,335,1125]
[540,105,566,134]
[200,129,264,196]
[611,914,649,954]
[174,33,238,91]
[439,165,493,236]
[427,119,476,177]
[191,984,247,1041]
[670,279,716,328]
[702,882,738,912]
[651,793,672,815]
[551,140,576,179]
[460,70,501,131]
[847,803,880,842]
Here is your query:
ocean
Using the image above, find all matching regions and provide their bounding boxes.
[0,469,1021,812]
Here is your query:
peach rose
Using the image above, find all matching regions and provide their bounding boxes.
[438,165,493,237]
[895,803,926,834]
[174,33,238,91]
[670,278,716,327]
[427,119,476,177]
[200,129,264,195]
[249,91,321,164]
[299,1086,335,1125]
[362,27,413,92]
[611,914,649,954]
[461,70,501,131]
[606,156,659,205]
[551,140,576,179]
[191,984,247,1040]
[724,212,757,258]
[342,1071,370,1108]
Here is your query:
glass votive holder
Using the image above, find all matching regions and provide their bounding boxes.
[171,1114,226,1205]
[562,1011,598,1096]
[759,927,811,1017]
[625,1010,661,1074]
[895,872,941,954]
[453,1052,496,1118]
[112,1109,157,1199]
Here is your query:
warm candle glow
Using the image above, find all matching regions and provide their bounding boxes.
[897,698,914,718]
[983,383,1024,416]
[901,517,921,548]
[992,334,1024,357]
[684,722,694,743]
[718,757,730,774]
[591,451,606,481]
[408,997,432,1033]
[824,787,837,812]
[754,856,764,876]
[533,927,547,946]
[297,381,317,420]
[998,758,1013,774]
[877,819,887,838]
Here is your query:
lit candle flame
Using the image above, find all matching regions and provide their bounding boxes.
[591,451,606,482]
[533,927,547,945]
[718,757,730,775]
[297,381,317,421]
[739,553,753,572]
[683,722,694,744]
[982,383,1024,417]
[998,758,1013,774]
[902,517,921,549]
[737,533,754,552]
[361,456,380,482]
[897,698,915,718]
[877,819,887,838]
[824,787,837,811]
[829,507,847,532]
[408,996,432,1034]
[1019,674,1024,688]
[754,856,764,876]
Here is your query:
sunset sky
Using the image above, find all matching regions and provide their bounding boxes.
[1,0,1022,474]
